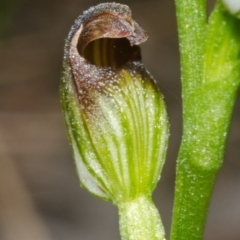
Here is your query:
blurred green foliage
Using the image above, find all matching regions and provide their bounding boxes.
[0,0,24,40]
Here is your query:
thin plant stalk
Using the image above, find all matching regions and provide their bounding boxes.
[171,1,240,239]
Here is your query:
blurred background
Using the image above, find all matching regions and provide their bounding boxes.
[0,0,239,239]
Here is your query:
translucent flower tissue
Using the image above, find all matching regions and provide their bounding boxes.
[60,2,169,205]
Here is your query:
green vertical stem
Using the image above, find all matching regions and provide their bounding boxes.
[171,1,240,240]
[118,196,165,240]
[174,0,207,94]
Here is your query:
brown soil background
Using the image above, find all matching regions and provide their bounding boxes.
[0,0,239,239]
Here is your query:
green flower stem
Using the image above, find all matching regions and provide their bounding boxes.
[171,1,240,240]
[174,0,207,93]
[118,196,165,240]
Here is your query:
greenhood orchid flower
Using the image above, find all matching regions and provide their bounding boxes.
[60,3,169,240]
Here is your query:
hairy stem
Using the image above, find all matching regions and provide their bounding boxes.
[174,0,207,94]
[118,196,165,240]
[171,1,240,239]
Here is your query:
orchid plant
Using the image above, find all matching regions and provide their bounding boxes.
[60,0,240,239]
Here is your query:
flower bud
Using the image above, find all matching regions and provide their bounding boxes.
[60,3,169,205]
